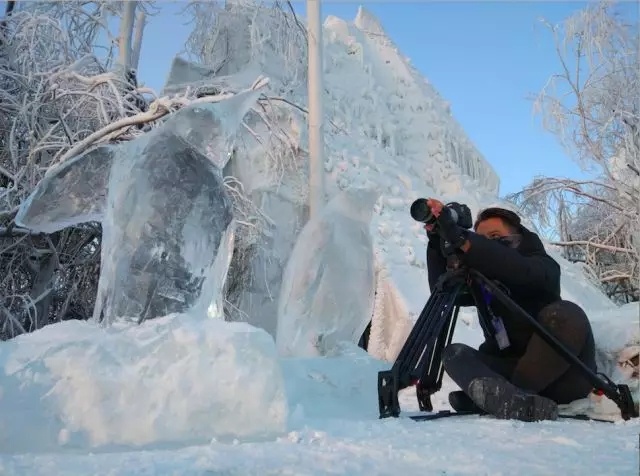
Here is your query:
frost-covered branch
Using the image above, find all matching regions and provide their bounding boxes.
[550,240,634,254]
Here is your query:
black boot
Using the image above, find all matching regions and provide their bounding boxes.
[467,376,558,422]
[448,391,485,414]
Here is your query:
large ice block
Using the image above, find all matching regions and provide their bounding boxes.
[15,88,263,323]
[276,188,379,357]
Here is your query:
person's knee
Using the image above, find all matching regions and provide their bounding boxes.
[443,342,474,367]
[537,300,591,336]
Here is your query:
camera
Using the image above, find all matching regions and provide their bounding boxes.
[410,199,473,230]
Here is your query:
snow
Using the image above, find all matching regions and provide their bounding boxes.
[2,421,638,475]
[0,314,287,454]
[1,342,638,473]
[276,188,379,357]
[2,4,639,474]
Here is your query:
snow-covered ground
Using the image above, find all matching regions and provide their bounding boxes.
[1,5,638,475]
[1,314,638,474]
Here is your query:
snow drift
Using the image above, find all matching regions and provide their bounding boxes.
[0,314,287,453]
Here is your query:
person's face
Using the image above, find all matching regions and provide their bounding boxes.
[475,217,512,239]
[475,217,522,249]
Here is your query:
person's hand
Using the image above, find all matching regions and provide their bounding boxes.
[423,198,445,234]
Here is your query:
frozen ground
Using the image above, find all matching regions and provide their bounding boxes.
[3,415,639,475]
[0,309,638,475]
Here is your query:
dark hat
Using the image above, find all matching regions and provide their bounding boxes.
[474,207,522,231]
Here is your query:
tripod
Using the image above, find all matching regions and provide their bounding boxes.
[377,252,638,422]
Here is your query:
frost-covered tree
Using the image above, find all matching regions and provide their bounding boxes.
[508,0,639,303]
[0,1,155,339]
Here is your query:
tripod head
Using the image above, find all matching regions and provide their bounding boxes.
[442,241,463,271]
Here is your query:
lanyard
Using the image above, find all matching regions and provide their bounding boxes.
[479,284,511,349]
[479,285,493,306]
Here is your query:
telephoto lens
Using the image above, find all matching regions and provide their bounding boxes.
[410,198,435,224]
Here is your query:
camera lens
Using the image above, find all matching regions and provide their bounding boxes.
[410,199,434,224]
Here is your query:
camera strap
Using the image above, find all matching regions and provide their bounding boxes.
[480,285,511,350]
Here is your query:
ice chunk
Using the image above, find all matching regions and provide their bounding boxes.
[589,302,639,395]
[14,145,117,233]
[162,56,268,106]
[163,56,221,95]
[171,88,264,170]
[94,125,237,323]
[276,187,380,357]
[0,314,288,453]
[15,88,264,323]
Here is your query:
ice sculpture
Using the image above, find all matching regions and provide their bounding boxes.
[15,87,264,323]
[275,187,380,357]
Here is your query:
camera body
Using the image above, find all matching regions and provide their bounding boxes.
[410,199,473,230]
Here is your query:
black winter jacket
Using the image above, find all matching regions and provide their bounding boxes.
[426,226,562,358]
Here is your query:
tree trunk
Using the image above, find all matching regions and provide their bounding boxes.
[130,9,146,71]
[117,1,137,70]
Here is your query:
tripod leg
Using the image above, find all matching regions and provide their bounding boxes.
[434,305,461,388]
[377,290,445,418]
[377,274,466,419]
[408,288,460,381]
[396,290,450,385]
[415,304,460,412]
[412,291,461,412]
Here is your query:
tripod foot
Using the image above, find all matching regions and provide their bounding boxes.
[614,384,638,420]
[378,370,400,418]
[416,384,434,413]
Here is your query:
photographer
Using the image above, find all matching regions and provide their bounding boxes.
[422,198,597,422]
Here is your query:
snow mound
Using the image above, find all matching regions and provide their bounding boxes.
[280,343,389,426]
[2,349,638,475]
[0,314,287,454]
[590,302,639,353]
[589,302,639,402]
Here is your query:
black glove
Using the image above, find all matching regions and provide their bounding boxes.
[445,202,473,230]
[437,206,467,249]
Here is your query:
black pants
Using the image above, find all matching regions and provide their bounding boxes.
[442,300,597,404]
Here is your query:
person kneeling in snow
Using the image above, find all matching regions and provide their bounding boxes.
[424,199,597,422]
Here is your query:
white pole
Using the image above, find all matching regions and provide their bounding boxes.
[307,0,325,218]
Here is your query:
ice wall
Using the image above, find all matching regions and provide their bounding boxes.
[351,6,499,195]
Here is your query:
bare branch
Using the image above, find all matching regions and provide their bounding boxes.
[550,240,634,253]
